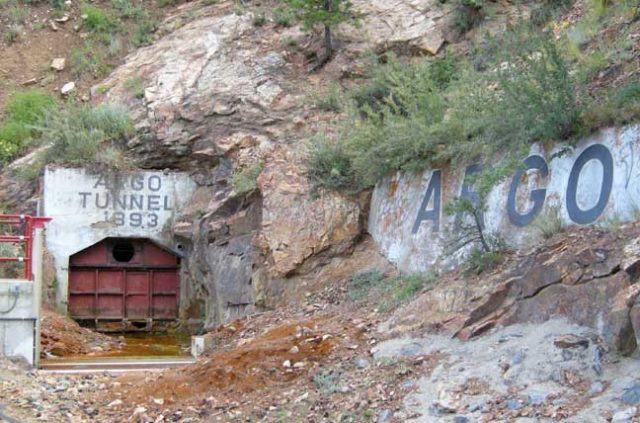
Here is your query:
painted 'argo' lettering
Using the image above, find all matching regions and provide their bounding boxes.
[566,144,613,224]
[507,155,549,227]
[412,170,442,234]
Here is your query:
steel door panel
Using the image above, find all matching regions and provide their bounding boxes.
[152,271,178,319]
[126,272,148,294]
[68,294,95,319]
[97,270,124,294]
[96,295,123,319]
[152,295,177,319]
[125,296,148,319]
[126,272,149,319]
[69,270,95,293]
[69,270,96,319]
[153,271,179,294]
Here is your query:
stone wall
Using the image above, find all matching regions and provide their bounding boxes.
[369,124,640,274]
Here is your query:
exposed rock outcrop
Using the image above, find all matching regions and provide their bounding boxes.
[381,224,640,356]
[341,0,449,55]
[89,1,452,328]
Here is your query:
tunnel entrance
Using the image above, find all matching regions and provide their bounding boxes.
[68,237,181,331]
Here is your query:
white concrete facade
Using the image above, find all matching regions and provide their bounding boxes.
[0,280,37,365]
[43,167,197,311]
[369,124,640,274]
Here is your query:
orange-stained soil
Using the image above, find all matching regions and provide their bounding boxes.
[40,308,123,358]
[116,316,344,404]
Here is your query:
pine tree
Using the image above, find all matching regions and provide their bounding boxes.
[284,0,354,66]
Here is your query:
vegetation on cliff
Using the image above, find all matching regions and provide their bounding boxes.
[308,2,640,192]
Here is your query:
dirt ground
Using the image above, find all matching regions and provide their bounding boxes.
[0,0,178,112]
[88,290,435,422]
[40,308,123,358]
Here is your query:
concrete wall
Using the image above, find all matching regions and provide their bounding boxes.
[43,167,197,311]
[0,280,36,365]
[369,124,640,274]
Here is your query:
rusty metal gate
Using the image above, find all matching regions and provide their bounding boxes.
[68,238,180,326]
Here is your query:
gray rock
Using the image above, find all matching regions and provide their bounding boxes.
[589,381,605,396]
[454,416,469,423]
[354,357,370,369]
[511,350,526,365]
[468,403,484,413]
[399,342,423,357]
[612,407,637,423]
[377,409,393,423]
[401,380,415,389]
[621,384,640,405]
[506,398,523,411]
[60,81,75,96]
[430,401,456,416]
[527,392,548,406]
[592,346,603,376]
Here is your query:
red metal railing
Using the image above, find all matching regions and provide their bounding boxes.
[0,215,51,280]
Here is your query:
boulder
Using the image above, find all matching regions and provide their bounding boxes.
[50,58,65,71]
[257,148,362,276]
[340,0,449,54]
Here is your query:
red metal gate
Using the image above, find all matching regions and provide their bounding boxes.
[0,214,51,280]
[68,238,180,324]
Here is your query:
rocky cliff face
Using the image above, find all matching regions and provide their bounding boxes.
[89,1,448,328]
[380,223,640,356]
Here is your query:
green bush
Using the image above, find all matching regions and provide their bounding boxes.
[307,24,580,192]
[470,24,579,146]
[579,81,640,132]
[6,90,56,125]
[347,270,433,309]
[0,90,56,163]
[37,104,134,167]
[390,274,430,304]
[4,27,19,44]
[9,5,28,24]
[311,83,343,112]
[124,76,145,99]
[273,7,295,27]
[454,0,485,32]
[81,4,117,33]
[307,138,356,191]
[110,0,145,19]
[464,247,501,275]
[132,17,158,47]
[231,162,264,194]
[348,271,385,301]
[253,11,267,27]
[309,54,447,190]
[531,0,574,26]
[70,41,112,78]
[312,371,341,395]
[49,0,65,10]
[614,82,640,107]
[0,121,30,160]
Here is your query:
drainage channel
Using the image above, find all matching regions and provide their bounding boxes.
[40,332,195,374]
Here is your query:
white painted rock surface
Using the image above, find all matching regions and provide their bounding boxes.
[369,124,640,274]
